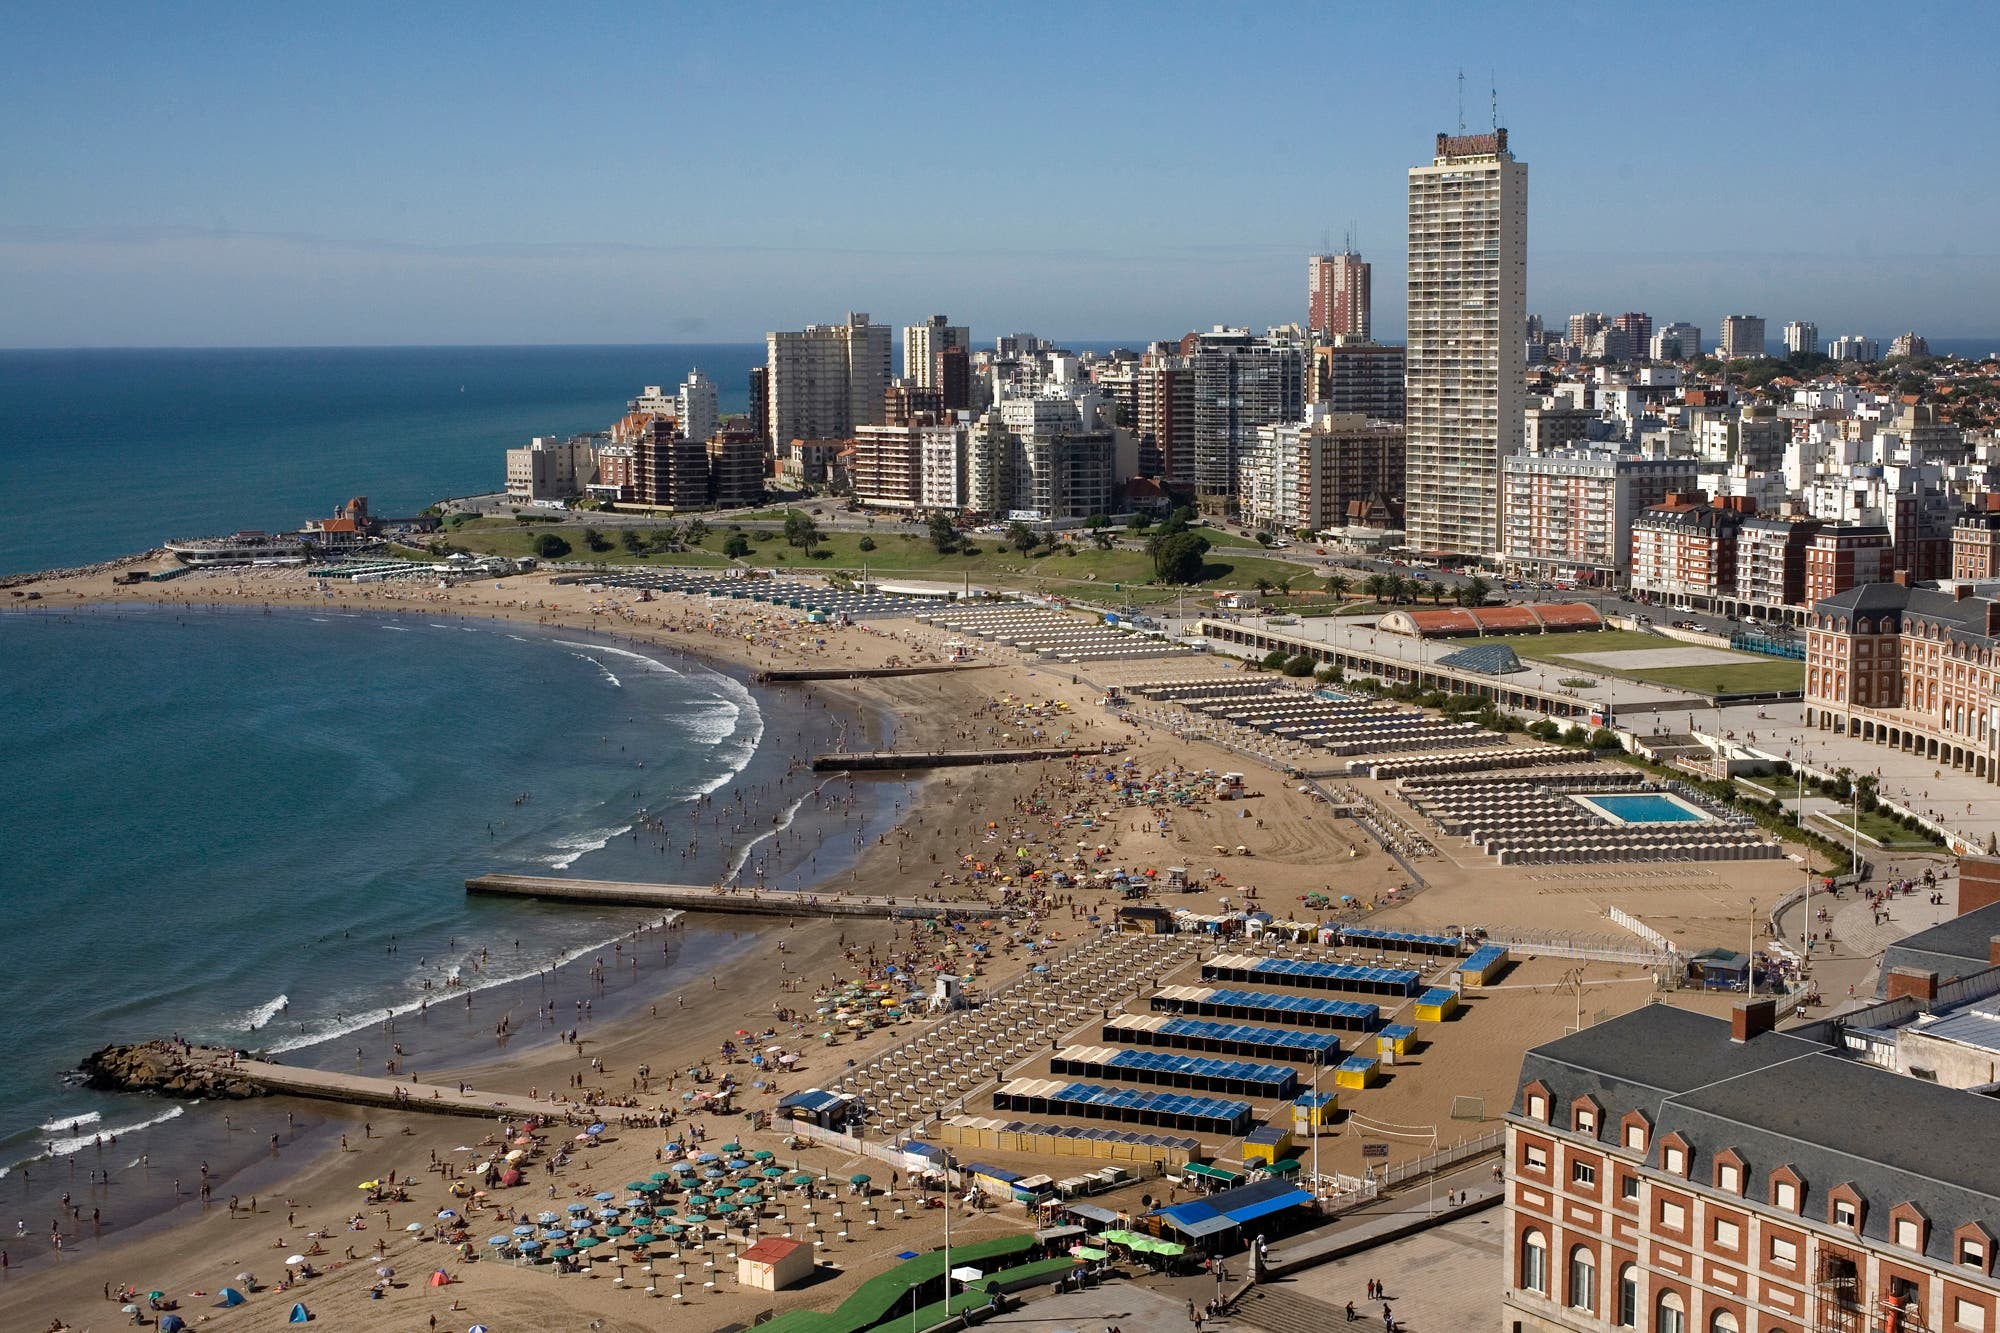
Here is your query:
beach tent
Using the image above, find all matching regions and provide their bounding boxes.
[218,1287,247,1306]
[289,1303,312,1322]
[159,1318,187,1333]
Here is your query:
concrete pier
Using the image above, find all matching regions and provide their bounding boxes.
[811,744,1118,772]
[755,664,991,682]
[465,874,995,920]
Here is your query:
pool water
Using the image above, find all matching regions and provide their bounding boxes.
[1577,793,1709,824]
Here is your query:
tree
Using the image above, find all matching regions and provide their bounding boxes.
[1260,649,1289,671]
[580,526,610,552]
[1007,521,1038,553]
[783,512,822,553]
[1091,530,1114,551]
[534,533,571,559]
[1149,531,1210,584]
[1281,653,1316,677]
[1326,573,1352,601]
[684,518,709,545]
[1462,576,1492,608]
[620,528,644,554]
[1252,577,1273,596]
[1086,513,1109,531]
[1275,578,1292,597]
[723,532,752,558]
[857,535,876,552]
[1363,573,1389,603]
[928,512,960,554]
[1128,511,1153,534]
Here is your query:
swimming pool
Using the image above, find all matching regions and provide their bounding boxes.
[1573,792,1711,825]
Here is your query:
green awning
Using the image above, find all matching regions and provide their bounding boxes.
[1184,1163,1241,1181]
[1072,1246,1109,1261]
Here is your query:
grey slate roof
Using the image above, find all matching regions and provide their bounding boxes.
[1878,901,2000,993]
[1513,1004,2000,1264]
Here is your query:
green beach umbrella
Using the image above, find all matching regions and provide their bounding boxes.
[751,1149,776,1161]
[761,1166,785,1179]
[604,1224,630,1237]
[649,1171,673,1182]
[790,1173,814,1187]
[849,1173,871,1185]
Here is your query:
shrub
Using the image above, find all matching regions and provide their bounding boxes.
[534,533,571,559]
[1281,654,1316,677]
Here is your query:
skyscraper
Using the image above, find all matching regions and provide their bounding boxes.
[765,313,892,453]
[1307,251,1371,341]
[902,315,968,388]
[1405,128,1527,557]
[1186,326,1305,505]
[1782,320,1818,358]
[676,367,719,444]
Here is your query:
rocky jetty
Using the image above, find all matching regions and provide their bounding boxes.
[80,1041,268,1101]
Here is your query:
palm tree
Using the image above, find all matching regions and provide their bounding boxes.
[1252,577,1273,596]
[1326,573,1351,602]
[1464,576,1492,608]
[1275,578,1293,598]
[1363,573,1389,603]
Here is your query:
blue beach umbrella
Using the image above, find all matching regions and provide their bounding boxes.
[518,1239,542,1252]
[565,1202,590,1214]
[565,1218,592,1232]
[586,1122,607,1135]
[593,1191,616,1202]
[512,1225,536,1236]
[536,1211,560,1224]
[487,1235,511,1247]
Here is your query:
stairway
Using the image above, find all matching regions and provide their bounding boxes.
[1235,1284,1354,1333]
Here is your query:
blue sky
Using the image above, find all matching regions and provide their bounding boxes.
[1,2,1992,347]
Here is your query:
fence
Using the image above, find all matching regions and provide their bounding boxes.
[1376,1127,1507,1189]
[1481,929,1673,968]
[1606,907,1674,954]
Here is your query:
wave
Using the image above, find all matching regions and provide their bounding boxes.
[34,1106,185,1163]
[40,1111,100,1134]
[552,638,765,787]
[240,993,290,1032]
[542,825,632,870]
[724,776,832,884]
[566,652,621,688]
[261,922,680,1056]
[380,624,411,632]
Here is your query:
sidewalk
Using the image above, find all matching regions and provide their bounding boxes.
[1262,1158,1504,1278]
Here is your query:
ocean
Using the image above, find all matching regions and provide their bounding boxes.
[0,601,894,1258]
[0,343,768,578]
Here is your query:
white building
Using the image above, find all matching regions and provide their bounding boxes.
[1501,447,1699,585]
[918,420,969,513]
[505,435,596,503]
[1405,129,1528,558]
[1828,333,1882,363]
[1718,314,1767,359]
[1649,322,1702,361]
[765,313,892,451]
[903,315,969,388]
[969,388,1123,522]
[676,368,719,445]
[1782,320,1819,358]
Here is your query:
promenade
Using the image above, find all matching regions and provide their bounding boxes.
[176,1052,561,1120]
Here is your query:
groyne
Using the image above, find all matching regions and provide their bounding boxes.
[811,744,1119,772]
[465,874,995,920]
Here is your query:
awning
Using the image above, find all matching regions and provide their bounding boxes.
[1034,1225,1086,1242]
[1221,1188,1314,1227]
[1065,1202,1119,1225]
[1183,1162,1241,1181]
[1161,1213,1238,1239]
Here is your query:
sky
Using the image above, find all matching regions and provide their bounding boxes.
[1,1,1994,348]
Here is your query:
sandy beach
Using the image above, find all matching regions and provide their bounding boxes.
[1,557,1797,1330]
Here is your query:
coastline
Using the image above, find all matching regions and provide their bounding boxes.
[0,589,910,1282]
[0,555,1330,1330]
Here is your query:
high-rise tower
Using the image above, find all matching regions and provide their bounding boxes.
[1307,250,1371,341]
[1404,128,1527,557]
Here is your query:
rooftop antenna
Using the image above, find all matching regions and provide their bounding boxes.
[1344,224,1356,254]
[1491,71,1499,130]
[1320,225,1332,253]
[1456,68,1465,132]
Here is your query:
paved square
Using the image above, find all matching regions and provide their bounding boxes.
[1270,1211,1504,1332]
[1558,645,1755,670]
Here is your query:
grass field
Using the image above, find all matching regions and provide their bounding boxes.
[1817,808,1942,849]
[1452,629,1804,695]
[1458,629,1669,662]
[1617,660,1805,694]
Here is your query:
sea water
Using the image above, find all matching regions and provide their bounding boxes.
[0,603,891,1243]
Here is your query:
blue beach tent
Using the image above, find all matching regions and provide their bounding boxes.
[289,1302,313,1322]
[218,1286,246,1306]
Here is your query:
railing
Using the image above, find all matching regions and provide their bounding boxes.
[1607,907,1673,953]
[1376,1127,1507,1189]
[1481,928,1674,967]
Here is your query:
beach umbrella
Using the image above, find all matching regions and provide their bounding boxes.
[577,1236,605,1249]
[566,1218,593,1232]
[536,1210,560,1224]
[593,1191,617,1201]
[714,1202,738,1215]
[405,1222,425,1233]
[627,1179,655,1192]
[437,1209,458,1221]
[542,1229,567,1241]
[657,1224,684,1237]
[487,1235,511,1247]
[761,1166,785,1179]
[605,1224,630,1236]
[518,1239,542,1252]
[751,1149,775,1161]
[727,1157,750,1170]
[669,1161,695,1174]
[565,1202,590,1213]
[286,1255,305,1266]
[649,1170,673,1182]
[123,1305,140,1315]
[377,1264,396,1278]
[586,1122,607,1136]
[683,1212,708,1224]
[512,1225,536,1235]
[849,1173,871,1185]
[553,1246,577,1259]
[703,1167,725,1180]
[469,1326,490,1333]
[597,1206,622,1218]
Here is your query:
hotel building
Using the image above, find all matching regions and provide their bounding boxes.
[1505,1001,2000,1333]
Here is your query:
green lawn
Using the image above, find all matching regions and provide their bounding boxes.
[1816,809,1942,849]
[1618,661,1805,695]
[424,519,732,565]
[1458,629,1671,663]
[1448,629,1804,695]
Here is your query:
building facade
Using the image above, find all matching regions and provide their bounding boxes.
[1651,323,1703,362]
[903,315,969,389]
[1136,353,1194,485]
[1953,502,2000,582]
[848,423,924,510]
[1188,327,1305,506]
[505,435,595,502]
[1802,523,1894,606]
[1309,342,1406,423]
[1629,492,1754,610]
[706,431,766,508]
[1405,129,1528,558]
[1828,335,1881,363]
[1781,321,1819,359]
[1240,410,1404,537]
[1502,449,1699,586]
[1307,250,1371,341]
[1719,315,1767,360]
[677,368,720,445]
[1505,1002,2000,1333]
[765,313,892,451]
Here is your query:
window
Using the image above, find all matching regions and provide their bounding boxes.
[1620,1173,1641,1202]
[1524,1144,1548,1172]
[1957,1296,1988,1331]
[1771,1236,1798,1266]
[1657,1291,1688,1333]
[1660,1200,1686,1231]
[1835,1200,1859,1229]
[1897,1217,1923,1250]
[1774,1180,1798,1211]
[1617,1265,1639,1328]
[1521,1229,1548,1295]
[1569,1246,1596,1312]
[1718,1163,1741,1194]
[1573,1160,1598,1187]
[1715,1218,1741,1249]
[1963,1237,1988,1270]
[1625,1123,1647,1151]
[1664,1145,1687,1175]
[1527,1093,1547,1120]
[1576,1105,1598,1135]
[1711,1313,1740,1333]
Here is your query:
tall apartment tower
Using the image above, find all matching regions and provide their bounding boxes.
[902,315,969,389]
[1719,314,1767,359]
[1307,251,1371,341]
[1782,320,1819,358]
[676,367,719,444]
[1405,128,1527,557]
[764,313,892,452]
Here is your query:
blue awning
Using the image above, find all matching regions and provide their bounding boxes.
[776,1088,846,1114]
[1220,1188,1314,1226]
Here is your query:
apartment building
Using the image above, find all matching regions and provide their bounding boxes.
[1307,250,1371,340]
[765,313,892,450]
[706,431,766,508]
[1953,501,2000,581]
[1719,315,1767,359]
[1505,1001,2000,1333]
[1502,449,1698,586]
[1803,524,1894,606]
[1308,342,1406,423]
[1733,515,1822,616]
[903,315,968,389]
[849,422,925,510]
[1187,327,1305,506]
[505,435,596,503]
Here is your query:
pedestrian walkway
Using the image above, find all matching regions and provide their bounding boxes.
[1833,892,1955,960]
[1246,1210,1504,1333]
